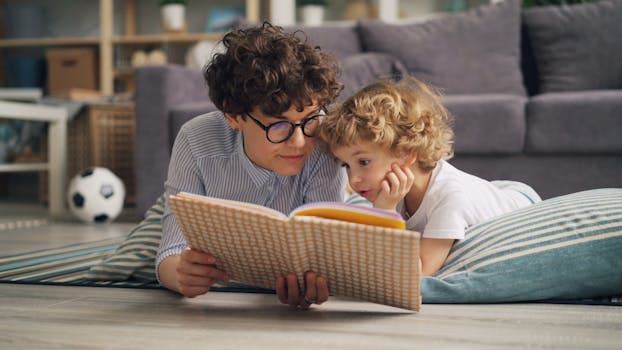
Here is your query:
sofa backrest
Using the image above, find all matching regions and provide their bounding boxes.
[286,24,363,60]
[521,0,622,95]
[351,0,622,97]
[356,0,526,96]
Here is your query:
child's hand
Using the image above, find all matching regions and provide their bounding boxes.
[373,163,415,212]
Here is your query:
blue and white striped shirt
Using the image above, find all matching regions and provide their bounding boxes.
[155,111,347,280]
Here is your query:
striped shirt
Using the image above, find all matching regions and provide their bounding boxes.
[155,111,347,281]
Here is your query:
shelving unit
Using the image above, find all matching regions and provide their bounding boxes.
[113,33,223,44]
[0,37,101,47]
[0,0,262,96]
[0,100,68,215]
[0,0,262,208]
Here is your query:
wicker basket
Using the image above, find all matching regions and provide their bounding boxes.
[40,103,136,206]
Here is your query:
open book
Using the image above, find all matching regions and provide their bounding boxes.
[168,192,421,311]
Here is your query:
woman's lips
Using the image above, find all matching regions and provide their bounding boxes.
[280,154,304,162]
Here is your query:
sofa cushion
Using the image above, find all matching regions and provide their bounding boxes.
[235,20,363,60]
[290,24,363,60]
[526,90,622,154]
[523,0,622,93]
[444,94,526,155]
[357,0,525,95]
[170,101,217,150]
[338,52,408,101]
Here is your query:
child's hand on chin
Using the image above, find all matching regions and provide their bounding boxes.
[373,163,415,212]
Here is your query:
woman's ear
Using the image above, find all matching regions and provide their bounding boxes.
[225,113,243,130]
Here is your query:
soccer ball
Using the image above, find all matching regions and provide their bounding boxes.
[67,167,125,223]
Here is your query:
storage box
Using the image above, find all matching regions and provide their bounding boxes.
[39,103,136,206]
[46,48,98,96]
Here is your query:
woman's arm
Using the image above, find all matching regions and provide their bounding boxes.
[159,249,229,297]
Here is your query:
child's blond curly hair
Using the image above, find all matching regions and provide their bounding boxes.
[318,77,454,171]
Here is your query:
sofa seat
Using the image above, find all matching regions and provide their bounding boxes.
[526,90,622,153]
[444,94,526,155]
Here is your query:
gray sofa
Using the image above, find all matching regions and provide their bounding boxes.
[134,0,622,216]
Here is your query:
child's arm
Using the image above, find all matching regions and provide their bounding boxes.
[374,163,415,211]
[419,237,455,276]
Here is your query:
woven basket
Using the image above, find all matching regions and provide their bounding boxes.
[40,103,136,206]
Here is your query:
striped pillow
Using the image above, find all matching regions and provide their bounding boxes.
[85,195,165,283]
[422,188,622,303]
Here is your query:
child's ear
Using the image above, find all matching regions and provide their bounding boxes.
[403,154,417,166]
[225,113,243,130]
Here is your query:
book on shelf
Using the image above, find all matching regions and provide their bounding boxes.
[168,192,421,311]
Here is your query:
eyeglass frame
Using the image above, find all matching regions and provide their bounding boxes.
[244,110,325,144]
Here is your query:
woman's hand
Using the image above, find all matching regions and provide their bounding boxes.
[374,163,415,211]
[174,248,230,298]
[275,271,329,309]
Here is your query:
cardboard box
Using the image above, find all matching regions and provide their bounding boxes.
[46,48,98,96]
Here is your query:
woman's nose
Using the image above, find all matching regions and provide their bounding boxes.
[286,126,306,147]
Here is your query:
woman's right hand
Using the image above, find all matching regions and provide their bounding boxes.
[174,248,230,298]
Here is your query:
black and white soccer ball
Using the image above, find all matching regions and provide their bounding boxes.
[67,167,125,223]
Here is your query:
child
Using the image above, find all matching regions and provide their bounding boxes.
[318,78,541,276]
[156,22,346,309]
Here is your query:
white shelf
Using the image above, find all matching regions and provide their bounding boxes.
[0,163,49,172]
[0,100,68,216]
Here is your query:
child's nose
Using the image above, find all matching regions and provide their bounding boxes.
[349,173,362,184]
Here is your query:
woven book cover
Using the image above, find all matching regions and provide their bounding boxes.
[169,192,421,311]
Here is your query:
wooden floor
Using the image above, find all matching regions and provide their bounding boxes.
[1,202,622,349]
[2,283,622,349]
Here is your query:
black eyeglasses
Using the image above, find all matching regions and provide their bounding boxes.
[245,111,324,144]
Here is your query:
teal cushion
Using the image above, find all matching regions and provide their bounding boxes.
[85,194,165,283]
[422,188,622,303]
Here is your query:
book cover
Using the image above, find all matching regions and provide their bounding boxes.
[169,192,421,311]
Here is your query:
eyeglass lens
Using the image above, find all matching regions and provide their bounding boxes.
[267,116,320,143]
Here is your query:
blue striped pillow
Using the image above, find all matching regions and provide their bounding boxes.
[85,195,165,282]
[422,188,622,303]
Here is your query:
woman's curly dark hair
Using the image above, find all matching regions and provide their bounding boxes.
[204,21,343,116]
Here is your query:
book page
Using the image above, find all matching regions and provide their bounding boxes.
[292,217,421,311]
[169,193,299,289]
[175,192,288,220]
[290,201,406,230]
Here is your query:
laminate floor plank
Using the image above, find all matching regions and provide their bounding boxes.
[1,284,621,349]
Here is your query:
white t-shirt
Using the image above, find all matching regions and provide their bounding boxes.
[396,160,540,240]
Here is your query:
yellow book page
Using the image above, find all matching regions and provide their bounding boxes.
[291,202,406,230]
